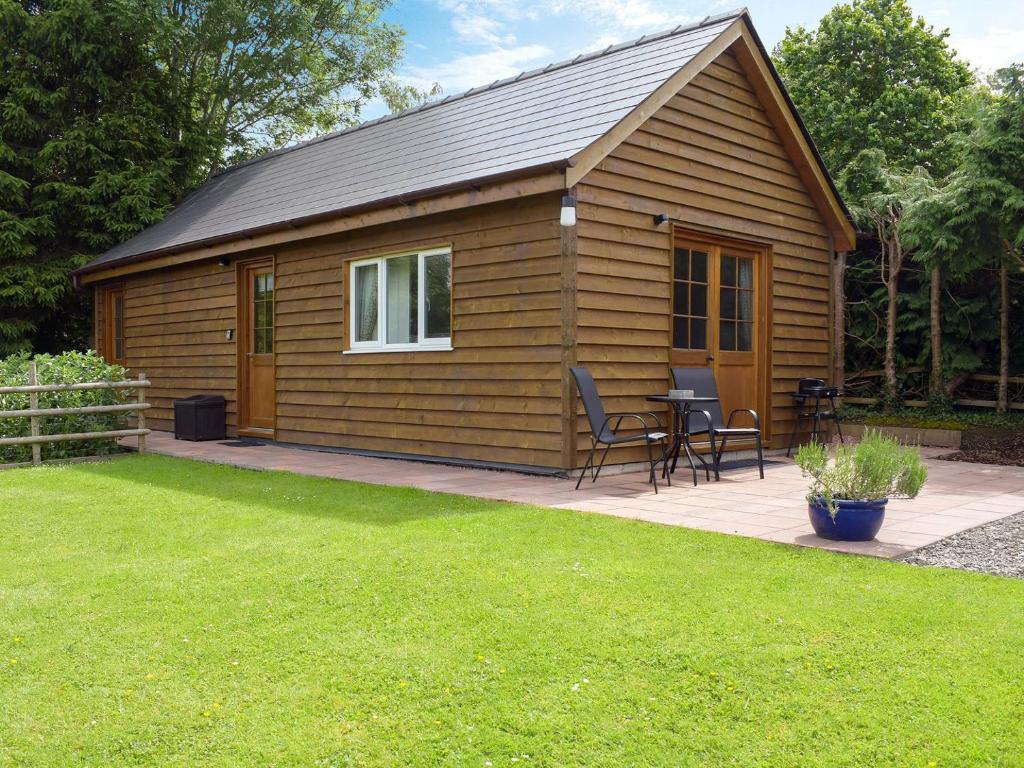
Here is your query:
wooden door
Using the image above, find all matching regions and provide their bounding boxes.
[239,262,275,434]
[670,231,769,441]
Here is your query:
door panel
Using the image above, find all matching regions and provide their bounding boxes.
[240,263,275,434]
[670,232,768,444]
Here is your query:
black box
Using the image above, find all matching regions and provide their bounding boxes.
[173,395,227,441]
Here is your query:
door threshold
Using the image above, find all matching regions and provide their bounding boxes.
[238,428,275,439]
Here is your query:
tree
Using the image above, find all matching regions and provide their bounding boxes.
[0,0,180,355]
[774,0,973,183]
[774,0,974,398]
[915,65,1024,412]
[1,0,422,354]
[847,151,935,408]
[146,0,422,178]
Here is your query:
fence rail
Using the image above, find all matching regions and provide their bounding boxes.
[843,368,1024,411]
[0,363,151,466]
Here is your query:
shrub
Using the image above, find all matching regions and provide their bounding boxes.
[795,429,928,518]
[0,351,129,464]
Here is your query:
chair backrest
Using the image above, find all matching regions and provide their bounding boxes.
[570,367,609,440]
[671,367,724,432]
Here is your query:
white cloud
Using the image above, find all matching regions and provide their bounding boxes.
[403,44,553,94]
[451,13,516,47]
[949,27,1024,73]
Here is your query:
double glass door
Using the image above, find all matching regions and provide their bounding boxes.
[670,233,765,438]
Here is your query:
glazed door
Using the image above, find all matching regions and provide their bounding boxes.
[670,233,766,440]
[240,262,275,434]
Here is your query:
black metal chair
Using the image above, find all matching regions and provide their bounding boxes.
[670,367,764,481]
[786,378,844,456]
[570,367,670,492]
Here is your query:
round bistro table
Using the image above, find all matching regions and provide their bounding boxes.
[646,394,720,486]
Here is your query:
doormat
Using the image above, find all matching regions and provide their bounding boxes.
[218,439,267,448]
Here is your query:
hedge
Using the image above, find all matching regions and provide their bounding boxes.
[0,351,129,464]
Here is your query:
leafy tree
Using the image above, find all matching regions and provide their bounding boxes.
[774,0,974,398]
[145,0,426,177]
[909,65,1024,411]
[847,152,935,408]
[1,0,422,354]
[774,0,973,184]
[0,0,181,356]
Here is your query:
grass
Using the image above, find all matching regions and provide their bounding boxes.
[2,455,1023,767]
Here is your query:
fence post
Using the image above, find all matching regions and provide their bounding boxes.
[28,361,41,466]
[137,372,146,455]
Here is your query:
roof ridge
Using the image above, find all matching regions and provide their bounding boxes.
[214,8,748,178]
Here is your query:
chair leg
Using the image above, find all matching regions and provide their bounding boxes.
[645,438,658,494]
[576,442,596,490]
[593,443,613,483]
[661,436,672,487]
[708,431,720,482]
[714,433,728,478]
[755,432,764,479]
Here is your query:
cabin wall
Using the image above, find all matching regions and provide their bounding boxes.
[574,48,833,465]
[96,193,565,468]
[271,192,564,467]
[97,260,239,434]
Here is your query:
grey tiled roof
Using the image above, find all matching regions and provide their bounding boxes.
[80,10,744,273]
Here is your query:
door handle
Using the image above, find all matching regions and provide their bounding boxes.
[706,354,714,363]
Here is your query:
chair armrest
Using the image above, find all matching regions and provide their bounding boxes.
[726,408,760,430]
[602,413,650,437]
[684,409,714,435]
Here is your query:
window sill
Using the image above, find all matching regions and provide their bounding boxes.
[343,346,454,355]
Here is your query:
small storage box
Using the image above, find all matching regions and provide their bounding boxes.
[174,395,227,441]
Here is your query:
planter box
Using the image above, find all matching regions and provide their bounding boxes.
[844,423,961,449]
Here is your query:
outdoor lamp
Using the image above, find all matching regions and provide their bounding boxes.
[560,195,577,227]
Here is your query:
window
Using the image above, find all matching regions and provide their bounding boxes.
[103,287,126,365]
[349,247,452,351]
[719,253,755,352]
[252,272,274,353]
[671,247,708,350]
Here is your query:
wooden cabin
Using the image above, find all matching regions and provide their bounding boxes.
[74,10,855,474]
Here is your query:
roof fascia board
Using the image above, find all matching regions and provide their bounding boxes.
[566,18,744,188]
[78,168,567,285]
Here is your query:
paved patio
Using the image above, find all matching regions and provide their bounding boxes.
[125,431,1024,559]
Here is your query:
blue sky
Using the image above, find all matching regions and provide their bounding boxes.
[368,0,1024,118]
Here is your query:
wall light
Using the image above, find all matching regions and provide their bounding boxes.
[217,257,230,267]
[560,195,577,227]
[653,213,671,226]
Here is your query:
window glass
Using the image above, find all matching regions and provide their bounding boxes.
[354,262,379,343]
[251,272,274,353]
[719,253,754,352]
[424,252,451,339]
[671,248,708,350]
[385,254,418,344]
[350,249,451,350]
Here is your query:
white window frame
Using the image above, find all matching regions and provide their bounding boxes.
[346,246,453,353]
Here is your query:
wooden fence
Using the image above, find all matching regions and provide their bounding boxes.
[843,367,1024,411]
[0,363,151,467]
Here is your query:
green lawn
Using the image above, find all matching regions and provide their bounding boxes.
[1,456,1023,766]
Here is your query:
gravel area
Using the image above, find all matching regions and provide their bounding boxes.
[903,511,1024,579]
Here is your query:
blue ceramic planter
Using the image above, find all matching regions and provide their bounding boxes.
[808,498,888,541]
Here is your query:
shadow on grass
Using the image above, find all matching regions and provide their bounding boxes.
[57,454,506,528]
